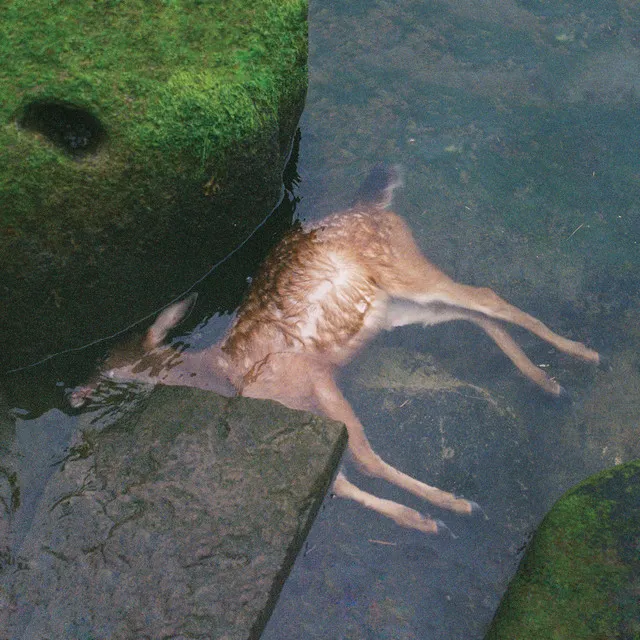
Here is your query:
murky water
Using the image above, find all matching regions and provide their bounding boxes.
[262,1,640,638]
[2,1,639,638]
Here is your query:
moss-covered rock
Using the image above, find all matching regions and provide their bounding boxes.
[485,460,640,640]
[0,0,308,370]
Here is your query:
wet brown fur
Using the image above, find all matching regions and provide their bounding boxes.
[71,170,601,534]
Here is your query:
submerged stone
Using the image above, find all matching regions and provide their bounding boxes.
[0,386,346,639]
[485,459,640,640]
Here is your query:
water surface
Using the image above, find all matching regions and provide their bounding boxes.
[262,1,640,638]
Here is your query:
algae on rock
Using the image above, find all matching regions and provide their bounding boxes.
[0,0,308,370]
[485,460,640,640]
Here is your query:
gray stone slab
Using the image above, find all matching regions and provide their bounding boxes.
[1,386,346,640]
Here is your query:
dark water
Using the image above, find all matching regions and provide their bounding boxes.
[2,1,640,639]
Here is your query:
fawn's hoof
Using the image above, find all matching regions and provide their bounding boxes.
[435,519,458,539]
[597,353,611,372]
[555,385,573,404]
[468,500,489,521]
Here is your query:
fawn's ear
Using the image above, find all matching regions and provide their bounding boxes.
[144,293,198,349]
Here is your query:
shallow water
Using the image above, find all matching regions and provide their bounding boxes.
[261,1,640,638]
[1,1,639,638]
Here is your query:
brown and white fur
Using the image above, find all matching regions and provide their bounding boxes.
[71,165,602,535]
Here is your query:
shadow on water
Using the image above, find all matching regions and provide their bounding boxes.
[0,129,303,418]
[0,131,302,554]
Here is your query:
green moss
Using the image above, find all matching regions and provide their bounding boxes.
[0,0,307,224]
[486,460,640,639]
[0,0,307,368]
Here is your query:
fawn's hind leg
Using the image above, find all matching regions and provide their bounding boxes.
[373,214,600,366]
[386,301,565,395]
[429,281,601,366]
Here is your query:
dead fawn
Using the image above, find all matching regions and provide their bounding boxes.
[70,165,602,535]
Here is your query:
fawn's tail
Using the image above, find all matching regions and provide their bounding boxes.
[352,164,403,209]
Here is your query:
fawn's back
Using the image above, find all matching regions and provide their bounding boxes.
[220,208,421,386]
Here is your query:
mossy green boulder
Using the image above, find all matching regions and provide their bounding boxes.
[0,0,307,370]
[485,460,640,640]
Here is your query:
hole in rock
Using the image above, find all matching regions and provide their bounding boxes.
[18,101,107,158]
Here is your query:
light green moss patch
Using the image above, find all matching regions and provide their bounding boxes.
[0,0,307,225]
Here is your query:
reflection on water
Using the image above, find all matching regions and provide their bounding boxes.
[1,0,639,638]
[0,145,300,576]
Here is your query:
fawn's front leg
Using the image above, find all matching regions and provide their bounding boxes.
[312,371,481,523]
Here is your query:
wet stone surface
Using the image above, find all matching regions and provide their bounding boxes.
[0,386,346,640]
